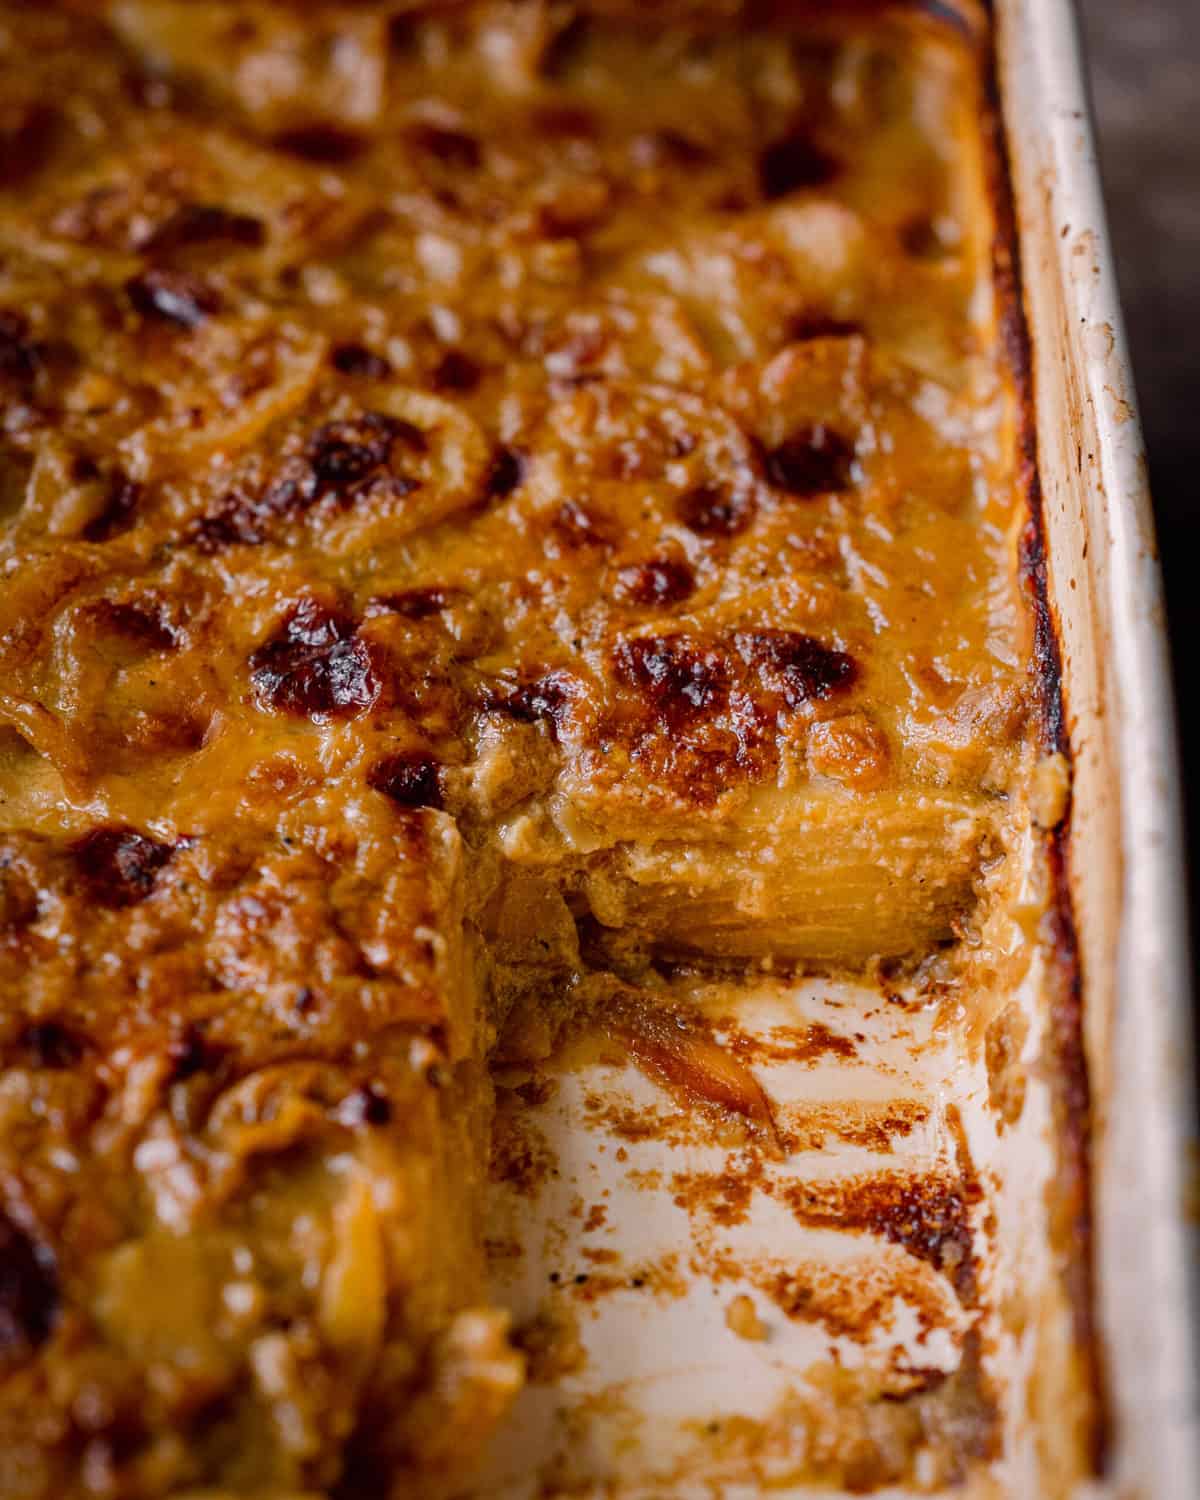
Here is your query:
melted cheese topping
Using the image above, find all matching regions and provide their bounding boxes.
[0,3,1036,1495]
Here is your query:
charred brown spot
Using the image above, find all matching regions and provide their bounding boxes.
[126,269,220,328]
[533,104,597,138]
[273,125,366,164]
[614,558,696,608]
[540,14,590,78]
[408,122,481,170]
[82,599,177,652]
[122,66,180,111]
[487,447,526,498]
[487,673,576,740]
[0,310,37,384]
[195,414,418,551]
[190,488,275,552]
[551,499,611,549]
[0,1213,58,1360]
[366,587,453,620]
[388,13,418,51]
[367,752,444,810]
[18,1020,84,1070]
[431,349,481,392]
[711,189,751,215]
[307,412,404,491]
[337,1084,392,1127]
[71,826,175,909]
[900,215,956,259]
[536,187,610,240]
[735,629,857,706]
[166,1026,226,1083]
[391,419,428,454]
[785,312,864,342]
[676,482,754,537]
[0,863,39,935]
[758,131,839,200]
[330,343,392,379]
[140,202,265,255]
[763,425,856,496]
[249,598,380,720]
[0,101,57,187]
[614,635,728,726]
[82,473,140,542]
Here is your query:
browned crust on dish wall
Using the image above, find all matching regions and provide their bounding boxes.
[979,21,1108,1475]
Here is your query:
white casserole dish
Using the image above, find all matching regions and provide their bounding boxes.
[1000,1,1200,1494]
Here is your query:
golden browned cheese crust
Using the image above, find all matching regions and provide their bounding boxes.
[0,2,1031,1495]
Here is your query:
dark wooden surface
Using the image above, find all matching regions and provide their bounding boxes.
[1078,0,1200,948]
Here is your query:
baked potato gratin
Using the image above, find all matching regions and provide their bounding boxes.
[0,2,1079,1497]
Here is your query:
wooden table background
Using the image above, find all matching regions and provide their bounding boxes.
[1078,0,1200,950]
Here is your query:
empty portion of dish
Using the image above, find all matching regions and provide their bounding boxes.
[482,970,1027,1497]
[0,3,1092,1498]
